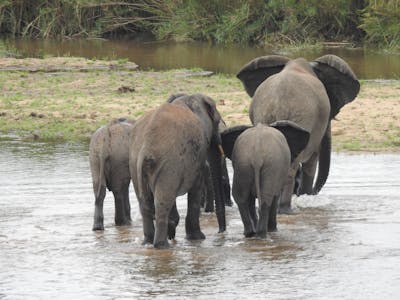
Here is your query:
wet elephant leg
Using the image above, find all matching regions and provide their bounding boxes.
[299,152,318,195]
[279,172,296,214]
[93,184,106,231]
[153,188,177,249]
[168,203,180,240]
[233,183,255,237]
[122,184,132,222]
[186,181,206,241]
[138,195,155,245]
[113,189,130,226]
[256,195,273,238]
[268,195,279,232]
[203,164,215,212]
[248,195,258,231]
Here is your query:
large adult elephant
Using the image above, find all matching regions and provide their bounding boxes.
[237,55,360,212]
[129,93,226,248]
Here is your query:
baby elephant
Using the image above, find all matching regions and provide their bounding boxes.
[221,121,309,238]
[89,118,135,230]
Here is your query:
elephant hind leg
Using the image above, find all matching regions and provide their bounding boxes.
[113,188,131,226]
[138,192,155,245]
[186,183,206,241]
[256,193,275,238]
[298,152,318,195]
[93,183,106,231]
[268,195,279,232]
[153,189,177,249]
[168,203,180,240]
[279,170,297,214]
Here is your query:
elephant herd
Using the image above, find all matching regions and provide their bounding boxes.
[89,54,360,249]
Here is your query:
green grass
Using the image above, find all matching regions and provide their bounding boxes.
[0,57,399,153]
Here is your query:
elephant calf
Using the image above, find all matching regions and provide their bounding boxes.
[89,118,135,230]
[221,121,309,238]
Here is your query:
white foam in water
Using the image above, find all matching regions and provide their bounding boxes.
[292,194,333,208]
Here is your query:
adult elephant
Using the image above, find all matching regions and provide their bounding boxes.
[129,93,226,248]
[237,55,360,212]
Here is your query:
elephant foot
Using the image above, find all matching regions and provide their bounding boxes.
[92,222,104,231]
[154,240,170,249]
[142,235,154,245]
[186,230,205,240]
[244,230,255,238]
[256,231,267,239]
[168,225,177,240]
[115,218,131,227]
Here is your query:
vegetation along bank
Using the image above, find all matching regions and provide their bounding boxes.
[0,1,399,50]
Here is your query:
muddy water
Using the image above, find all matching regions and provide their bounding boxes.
[1,138,400,299]
[4,39,400,79]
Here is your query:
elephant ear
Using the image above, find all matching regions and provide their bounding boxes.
[270,120,310,162]
[237,55,291,97]
[311,55,360,119]
[221,125,253,159]
[198,94,222,126]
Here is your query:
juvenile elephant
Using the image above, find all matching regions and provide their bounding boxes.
[89,118,135,230]
[221,121,309,237]
[237,55,360,212]
[129,93,226,248]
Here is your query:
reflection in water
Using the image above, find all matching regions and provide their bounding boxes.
[3,38,400,79]
[1,138,400,299]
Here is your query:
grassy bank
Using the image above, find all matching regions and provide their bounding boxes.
[0,57,399,152]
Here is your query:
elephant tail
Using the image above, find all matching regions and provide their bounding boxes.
[137,147,155,200]
[94,131,108,199]
[254,166,262,208]
[95,156,106,199]
[313,123,331,195]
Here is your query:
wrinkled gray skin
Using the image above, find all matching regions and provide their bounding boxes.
[90,118,135,230]
[129,94,226,249]
[221,121,309,237]
[237,55,360,213]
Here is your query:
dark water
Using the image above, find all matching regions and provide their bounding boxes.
[1,138,400,299]
[3,39,400,79]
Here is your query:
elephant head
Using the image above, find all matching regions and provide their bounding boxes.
[166,93,227,232]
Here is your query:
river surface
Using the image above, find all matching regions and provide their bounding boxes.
[3,39,400,79]
[1,138,400,299]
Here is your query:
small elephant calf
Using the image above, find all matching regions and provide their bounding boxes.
[221,121,309,238]
[89,118,135,230]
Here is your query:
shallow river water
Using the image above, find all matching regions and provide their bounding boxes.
[1,138,400,299]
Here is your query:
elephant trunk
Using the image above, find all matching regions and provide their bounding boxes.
[313,122,331,194]
[208,144,226,233]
